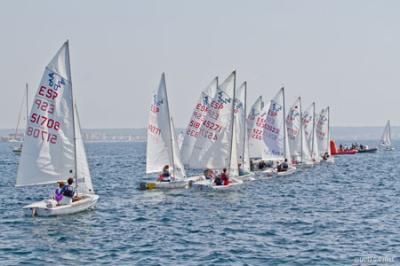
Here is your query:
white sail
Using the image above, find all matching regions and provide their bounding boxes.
[262,88,290,161]
[380,120,392,149]
[13,84,29,141]
[180,77,218,164]
[230,122,239,176]
[247,96,265,158]
[303,102,320,162]
[234,82,246,166]
[188,71,236,170]
[74,105,94,194]
[146,73,185,179]
[17,42,78,187]
[286,97,302,163]
[316,107,330,156]
[170,118,186,179]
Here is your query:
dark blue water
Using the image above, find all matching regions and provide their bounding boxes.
[1,141,399,265]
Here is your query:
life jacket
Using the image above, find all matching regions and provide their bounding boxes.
[62,185,75,198]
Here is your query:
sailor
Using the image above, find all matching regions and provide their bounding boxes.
[157,165,171,182]
[278,159,289,172]
[59,177,75,205]
[221,168,230,186]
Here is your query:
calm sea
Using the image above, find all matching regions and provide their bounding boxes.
[0,141,399,265]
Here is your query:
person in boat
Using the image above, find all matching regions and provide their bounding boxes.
[221,168,230,186]
[214,173,223,186]
[278,159,289,172]
[204,169,215,180]
[258,160,266,170]
[322,152,330,160]
[59,177,75,205]
[157,165,172,182]
[54,181,65,205]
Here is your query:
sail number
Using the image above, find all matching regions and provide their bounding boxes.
[148,124,161,135]
[30,113,61,130]
[34,99,55,114]
[38,86,59,100]
[26,127,57,144]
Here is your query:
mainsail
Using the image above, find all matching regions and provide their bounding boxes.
[247,96,265,158]
[303,102,320,162]
[262,88,290,161]
[16,41,94,194]
[146,73,185,179]
[380,120,392,149]
[180,77,218,164]
[286,97,302,163]
[316,107,330,156]
[235,82,250,172]
[188,71,236,170]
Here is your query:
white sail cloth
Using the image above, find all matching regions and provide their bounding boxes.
[316,107,330,156]
[262,88,290,161]
[380,120,392,149]
[180,77,218,164]
[234,82,250,172]
[247,96,265,159]
[286,97,302,163]
[16,41,94,194]
[146,73,185,179]
[188,72,236,170]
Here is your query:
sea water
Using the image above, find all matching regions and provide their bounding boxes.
[0,141,399,265]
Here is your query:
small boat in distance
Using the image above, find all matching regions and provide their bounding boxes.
[380,120,394,151]
[16,41,99,216]
[11,83,29,155]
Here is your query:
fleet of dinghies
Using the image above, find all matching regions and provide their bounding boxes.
[19,41,392,216]
[143,71,335,190]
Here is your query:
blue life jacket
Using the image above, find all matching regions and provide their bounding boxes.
[61,185,75,198]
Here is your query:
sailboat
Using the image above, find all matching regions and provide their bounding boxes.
[380,120,394,150]
[262,87,296,176]
[302,102,320,164]
[286,97,313,167]
[11,83,29,155]
[189,71,243,190]
[316,107,334,163]
[234,82,255,181]
[16,41,99,216]
[142,73,200,190]
[180,77,218,165]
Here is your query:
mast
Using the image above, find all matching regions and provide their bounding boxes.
[299,97,303,163]
[66,41,79,189]
[311,102,315,159]
[228,71,236,171]
[282,87,287,159]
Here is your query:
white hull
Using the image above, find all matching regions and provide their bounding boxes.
[192,177,243,191]
[139,175,203,190]
[276,167,297,176]
[236,172,256,181]
[23,194,99,217]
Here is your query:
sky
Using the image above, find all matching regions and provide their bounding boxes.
[0,0,399,129]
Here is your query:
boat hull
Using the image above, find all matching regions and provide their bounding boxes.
[23,194,99,217]
[357,148,378,153]
[192,177,243,191]
[139,176,203,190]
[276,167,297,176]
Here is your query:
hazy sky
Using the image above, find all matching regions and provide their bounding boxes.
[1,0,399,129]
